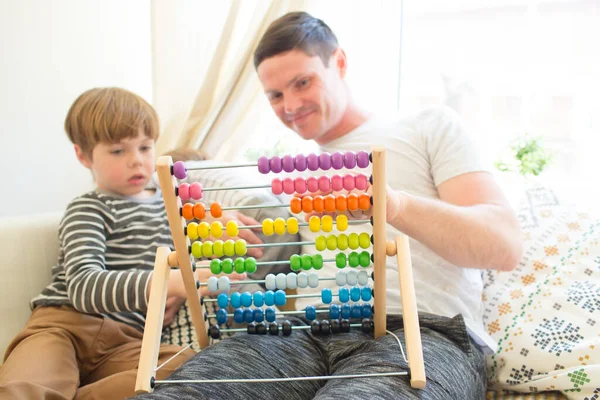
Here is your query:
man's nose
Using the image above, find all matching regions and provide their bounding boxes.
[283,94,302,114]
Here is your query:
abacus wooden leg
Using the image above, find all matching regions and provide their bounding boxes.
[395,235,426,389]
[135,246,172,394]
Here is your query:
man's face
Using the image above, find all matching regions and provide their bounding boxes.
[257,49,348,145]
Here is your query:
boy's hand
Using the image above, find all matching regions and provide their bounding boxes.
[163,295,186,327]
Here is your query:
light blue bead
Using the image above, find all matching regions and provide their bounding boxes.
[329,304,340,319]
[341,303,351,319]
[253,291,264,307]
[207,276,218,293]
[321,288,333,304]
[357,270,369,286]
[253,308,265,322]
[362,304,373,318]
[230,292,241,308]
[217,293,229,309]
[297,272,308,288]
[243,308,254,323]
[339,287,350,303]
[265,291,275,306]
[218,276,230,292]
[286,273,298,290]
[233,308,244,323]
[276,273,287,289]
[305,305,317,320]
[216,309,228,324]
[346,270,358,286]
[350,286,361,302]
[351,304,362,319]
[241,291,252,307]
[274,290,286,306]
[361,287,372,301]
[265,274,277,290]
[308,272,319,288]
[335,271,347,287]
[265,307,276,322]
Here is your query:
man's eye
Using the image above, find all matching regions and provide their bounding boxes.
[269,93,282,102]
[297,78,310,88]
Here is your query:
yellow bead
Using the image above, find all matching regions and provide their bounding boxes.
[274,218,286,235]
[348,233,360,250]
[226,220,238,237]
[337,233,349,250]
[326,234,338,251]
[336,215,348,231]
[322,215,333,232]
[234,239,247,256]
[224,240,236,257]
[213,240,224,257]
[198,222,210,239]
[359,232,371,249]
[201,241,213,257]
[309,216,321,233]
[191,241,202,258]
[262,218,274,236]
[187,222,199,240]
[210,221,223,239]
[315,235,327,251]
[287,217,299,234]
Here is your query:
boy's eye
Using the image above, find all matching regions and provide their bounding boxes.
[110,149,123,155]
[140,145,152,152]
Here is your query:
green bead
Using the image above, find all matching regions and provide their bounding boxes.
[315,235,327,251]
[290,255,302,271]
[202,241,213,257]
[244,257,257,274]
[191,242,202,258]
[326,234,337,251]
[348,233,359,250]
[359,233,371,249]
[359,251,371,267]
[336,253,347,268]
[312,254,323,270]
[223,240,235,257]
[210,259,222,274]
[337,234,349,251]
[221,258,234,274]
[348,251,359,267]
[234,258,245,274]
[301,255,312,270]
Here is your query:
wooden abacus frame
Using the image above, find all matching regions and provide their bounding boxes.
[135,147,426,393]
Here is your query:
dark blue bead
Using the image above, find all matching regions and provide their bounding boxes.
[341,304,351,319]
[305,305,317,320]
[265,291,275,306]
[253,291,264,307]
[361,304,373,318]
[351,304,362,319]
[361,287,372,301]
[321,288,333,304]
[241,292,253,307]
[265,307,276,322]
[233,308,244,323]
[253,308,265,322]
[230,292,241,308]
[216,309,228,325]
[243,308,254,323]
[350,287,361,302]
[329,304,340,319]
[274,290,286,306]
[217,293,229,309]
[339,287,349,303]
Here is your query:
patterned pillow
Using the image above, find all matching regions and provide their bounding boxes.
[482,183,599,399]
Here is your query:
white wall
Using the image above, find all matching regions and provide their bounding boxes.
[0,0,153,217]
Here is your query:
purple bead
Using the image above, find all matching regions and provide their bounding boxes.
[356,151,370,168]
[270,156,283,173]
[307,153,319,171]
[330,152,344,170]
[318,152,331,170]
[258,156,270,174]
[172,161,187,179]
[282,155,295,173]
[343,151,357,169]
[295,154,307,172]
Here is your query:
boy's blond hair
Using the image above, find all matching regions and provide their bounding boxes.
[64,87,159,155]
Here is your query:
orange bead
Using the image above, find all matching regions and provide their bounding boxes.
[181,203,194,220]
[290,197,302,214]
[358,193,371,211]
[335,195,347,212]
[324,195,336,213]
[193,202,206,220]
[210,202,223,218]
[347,193,359,211]
[313,195,325,213]
[301,196,314,213]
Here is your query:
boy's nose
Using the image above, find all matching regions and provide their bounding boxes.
[129,152,143,166]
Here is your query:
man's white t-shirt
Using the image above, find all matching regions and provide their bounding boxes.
[295,106,498,354]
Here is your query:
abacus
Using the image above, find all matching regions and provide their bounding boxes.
[135,147,426,393]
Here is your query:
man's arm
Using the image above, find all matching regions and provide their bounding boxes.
[387,171,523,271]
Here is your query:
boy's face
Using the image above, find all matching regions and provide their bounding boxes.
[76,130,156,197]
[257,49,348,145]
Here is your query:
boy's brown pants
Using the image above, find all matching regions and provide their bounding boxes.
[0,306,195,400]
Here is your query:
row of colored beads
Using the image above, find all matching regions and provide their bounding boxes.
[208,320,296,339]
[289,194,371,214]
[181,202,222,220]
[335,270,371,286]
[315,233,372,252]
[310,318,374,335]
[289,252,370,271]
[334,251,372,268]
[260,217,299,235]
[186,220,239,240]
[257,151,370,174]
[320,287,373,304]
[271,173,369,195]
[190,239,247,258]
[216,290,287,309]
[209,257,257,274]
[307,215,350,233]
[305,303,373,321]
[177,182,203,201]
[264,272,320,291]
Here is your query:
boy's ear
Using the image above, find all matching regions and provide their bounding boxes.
[74,145,92,169]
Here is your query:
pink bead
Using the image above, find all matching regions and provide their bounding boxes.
[294,177,307,194]
[189,182,203,200]
[318,175,330,192]
[355,174,368,190]
[343,174,356,191]
[271,178,283,195]
[331,174,344,192]
[306,176,319,193]
[282,177,295,195]
[178,183,190,201]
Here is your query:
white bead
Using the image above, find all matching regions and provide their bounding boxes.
[357,270,369,286]
[207,276,219,293]
[346,270,358,286]
[297,272,308,288]
[276,273,287,290]
[335,271,347,286]
[217,276,230,292]
[308,272,319,288]
[265,274,277,291]
[286,273,298,290]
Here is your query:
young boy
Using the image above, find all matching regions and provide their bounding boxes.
[0,88,212,399]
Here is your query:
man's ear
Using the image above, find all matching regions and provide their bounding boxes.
[332,48,348,78]
[74,145,92,169]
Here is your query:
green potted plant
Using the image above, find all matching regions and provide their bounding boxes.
[495,135,553,177]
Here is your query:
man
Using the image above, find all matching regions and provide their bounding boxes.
[135,11,522,400]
